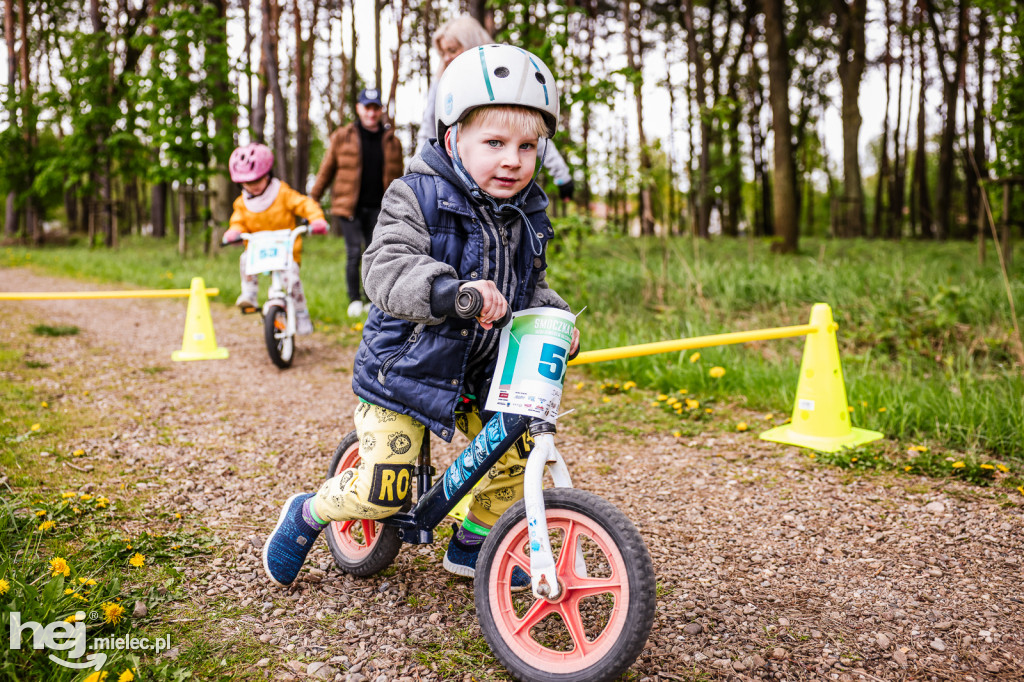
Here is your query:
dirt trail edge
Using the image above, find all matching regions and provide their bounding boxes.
[2,266,1022,682]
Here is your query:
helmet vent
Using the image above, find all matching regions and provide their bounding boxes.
[494,66,510,78]
[534,72,547,84]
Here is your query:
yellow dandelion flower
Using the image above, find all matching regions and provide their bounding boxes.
[65,614,79,623]
[83,672,108,682]
[72,593,88,602]
[96,497,109,508]
[689,353,701,363]
[174,513,181,519]
[904,466,912,472]
[980,464,995,470]
[0,579,9,595]
[118,670,136,682]
[83,391,89,396]
[79,577,97,586]
[41,401,48,407]
[30,423,41,431]
[101,602,126,625]
[64,588,74,595]
[851,458,858,463]
[860,401,868,407]
[128,553,145,568]
[657,394,668,401]
[61,492,77,499]
[736,422,748,432]
[35,510,46,517]
[678,389,688,394]
[909,445,929,452]
[170,545,181,550]
[709,366,726,379]
[623,381,637,390]
[952,461,966,469]
[72,507,81,514]
[808,453,816,458]
[847,406,855,413]
[705,408,713,414]
[574,382,585,390]
[764,413,774,420]
[79,494,93,501]
[685,399,700,410]
[50,557,70,577]
[73,449,84,457]
[672,431,682,437]
[38,520,55,532]
[601,396,611,403]
[1017,486,1024,496]
[353,322,364,332]
[997,464,1009,473]
[878,407,887,413]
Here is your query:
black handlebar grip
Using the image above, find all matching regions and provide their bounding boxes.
[455,287,484,318]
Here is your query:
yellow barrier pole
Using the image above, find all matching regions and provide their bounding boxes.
[0,288,219,301]
[568,323,819,366]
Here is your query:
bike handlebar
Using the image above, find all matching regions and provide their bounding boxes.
[221,224,308,247]
[455,287,512,328]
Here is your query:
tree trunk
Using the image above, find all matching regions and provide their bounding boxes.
[348,0,358,111]
[253,0,270,141]
[269,0,288,181]
[386,0,407,122]
[889,0,909,239]
[834,0,867,238]
[913,17,933,238]
[373,0,382,93]
[210,0,234,227]
[873,0,892,239]
[683,1,712,238]
[293,0,318,191]
[762,0,799,252]
[151,181,167,238]
[242,0,252,133]
[4,0,20,237]
[622,0,654,235]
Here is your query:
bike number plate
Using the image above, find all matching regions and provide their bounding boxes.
[244,230,292,275]
[484,307,576,423]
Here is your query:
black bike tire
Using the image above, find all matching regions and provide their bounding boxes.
[323,431,402,577]
[474,488,656,682]
[264,304,294,369]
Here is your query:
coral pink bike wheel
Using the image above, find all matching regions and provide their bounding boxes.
[324,431,402,577]
[474,488,656,682]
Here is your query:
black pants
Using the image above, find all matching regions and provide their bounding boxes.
[334,207,380,303]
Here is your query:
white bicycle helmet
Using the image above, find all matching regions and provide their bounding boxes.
[435,44,559,141]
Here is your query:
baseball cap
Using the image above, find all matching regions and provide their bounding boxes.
[358,88,383,107]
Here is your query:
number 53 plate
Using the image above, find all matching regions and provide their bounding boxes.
[484,307,577,423]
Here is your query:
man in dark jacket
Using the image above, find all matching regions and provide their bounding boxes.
[310,88,404,317]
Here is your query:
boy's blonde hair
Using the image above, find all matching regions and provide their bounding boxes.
[460,105,548,140]
[432,16,492,60]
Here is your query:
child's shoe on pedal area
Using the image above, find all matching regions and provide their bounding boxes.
[235,294,259,311]
[443,535,531,589]
[347,300,363,317]
[263,493,326,587]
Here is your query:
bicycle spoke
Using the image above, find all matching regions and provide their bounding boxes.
[361,520,376,545]
[510,595,558,637]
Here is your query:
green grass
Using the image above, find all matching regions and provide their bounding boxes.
[4,228,1024,462]
[0,341,205,681]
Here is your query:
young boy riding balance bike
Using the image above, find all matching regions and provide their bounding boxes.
[263,45,580,588]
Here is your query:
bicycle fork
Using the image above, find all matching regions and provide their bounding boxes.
[523,432,583,601]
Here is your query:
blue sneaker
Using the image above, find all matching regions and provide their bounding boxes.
[443,537,530,589]
[263,493,322,587]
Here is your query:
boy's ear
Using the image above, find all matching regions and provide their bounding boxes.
[443,128,455,158]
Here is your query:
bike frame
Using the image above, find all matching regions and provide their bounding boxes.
[379,410,574,600]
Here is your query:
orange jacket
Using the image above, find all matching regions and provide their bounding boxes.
[229,181,325,264]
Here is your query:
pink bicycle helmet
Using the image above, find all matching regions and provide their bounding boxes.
[229,143,274,183]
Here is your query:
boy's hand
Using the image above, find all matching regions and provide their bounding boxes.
[460,281,507,330]
[569,328,580,357]
[223,229,242,244]
[310,218,329,235]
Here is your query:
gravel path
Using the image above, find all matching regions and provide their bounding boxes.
[2,266,1022,681]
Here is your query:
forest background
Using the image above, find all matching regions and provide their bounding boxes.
[1,0,1023,469]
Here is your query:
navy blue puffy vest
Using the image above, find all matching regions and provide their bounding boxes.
[352,173,553,441]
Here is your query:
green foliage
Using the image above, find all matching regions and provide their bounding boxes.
[31,325,80,337]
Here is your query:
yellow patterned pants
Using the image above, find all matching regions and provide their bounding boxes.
[313,402,530,527]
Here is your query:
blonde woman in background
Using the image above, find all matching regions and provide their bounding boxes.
[416,15,576,201]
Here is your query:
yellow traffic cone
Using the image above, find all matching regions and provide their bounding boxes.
[760,303,882,452]
[171,277,229,362]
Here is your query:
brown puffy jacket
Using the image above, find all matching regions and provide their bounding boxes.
[309,122,404,218]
